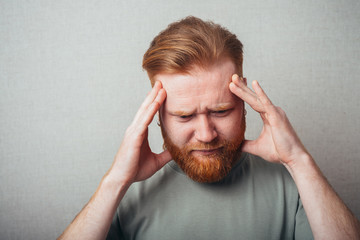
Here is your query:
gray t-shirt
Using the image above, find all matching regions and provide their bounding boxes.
[107,153,313,239]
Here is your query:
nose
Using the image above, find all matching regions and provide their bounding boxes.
[194,115,218,143]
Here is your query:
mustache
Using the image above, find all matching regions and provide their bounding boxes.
[184,140,224,151]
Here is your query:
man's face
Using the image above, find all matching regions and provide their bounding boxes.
[155,58,246,183]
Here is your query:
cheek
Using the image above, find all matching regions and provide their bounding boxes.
[214,113,244,139]
[162,117,193,146]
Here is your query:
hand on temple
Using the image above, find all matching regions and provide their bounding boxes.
[229,74,309,167]
[230,74,360,239]
[109,81,172,186]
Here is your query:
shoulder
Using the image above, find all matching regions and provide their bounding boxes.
[233,152,298,196]
[242,152,293,180]
[120,162,182,207]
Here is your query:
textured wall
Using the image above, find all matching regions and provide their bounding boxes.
[1,0,359,239]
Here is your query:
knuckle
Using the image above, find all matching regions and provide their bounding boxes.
[152,101,160,110]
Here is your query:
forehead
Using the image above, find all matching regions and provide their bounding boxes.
[154,59,239,111]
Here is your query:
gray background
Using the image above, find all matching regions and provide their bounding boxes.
[1,0,359,239]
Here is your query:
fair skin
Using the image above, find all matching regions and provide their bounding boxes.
[157,60,244,158]
[59,58,359,240]
[58,81,171,240]
[229,74,360,239]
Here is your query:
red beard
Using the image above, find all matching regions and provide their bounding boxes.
[160,122,245,183]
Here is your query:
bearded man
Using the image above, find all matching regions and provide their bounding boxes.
[59,17,360,240]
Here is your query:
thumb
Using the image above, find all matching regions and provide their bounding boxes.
[155,150,172,169]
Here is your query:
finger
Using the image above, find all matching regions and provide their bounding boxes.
[229,75,264,113]
[252,80,272,106]
[136,89,166,133]
[153,88,167,105]
[252,80,283,123]
[231,74,256,97]
[141,88,166,126]
[141,81,162,108]
[133,81,162,123]
[229,75,256,101]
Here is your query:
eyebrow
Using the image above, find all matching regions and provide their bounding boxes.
[209,103,234,111]
[170,110,194,116]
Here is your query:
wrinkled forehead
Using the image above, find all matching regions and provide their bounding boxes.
[154,59,240,110]
[155,58,236,85]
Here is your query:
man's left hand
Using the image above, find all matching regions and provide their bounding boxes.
[229,74,309,167]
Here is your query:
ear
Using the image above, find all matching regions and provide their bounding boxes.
[243,77,247,85]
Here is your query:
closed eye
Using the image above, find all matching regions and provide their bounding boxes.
[211,109,231,117]
[179,114,193,119]
[215,110,227,114]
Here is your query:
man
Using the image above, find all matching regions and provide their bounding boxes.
[59,17,360,239]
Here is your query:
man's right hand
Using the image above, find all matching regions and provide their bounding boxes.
[58,81,171,240]
[107,81,172,187]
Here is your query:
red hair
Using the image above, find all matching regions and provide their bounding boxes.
[143,16,243,85]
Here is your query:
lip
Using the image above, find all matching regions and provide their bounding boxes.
[191,147,223,156]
